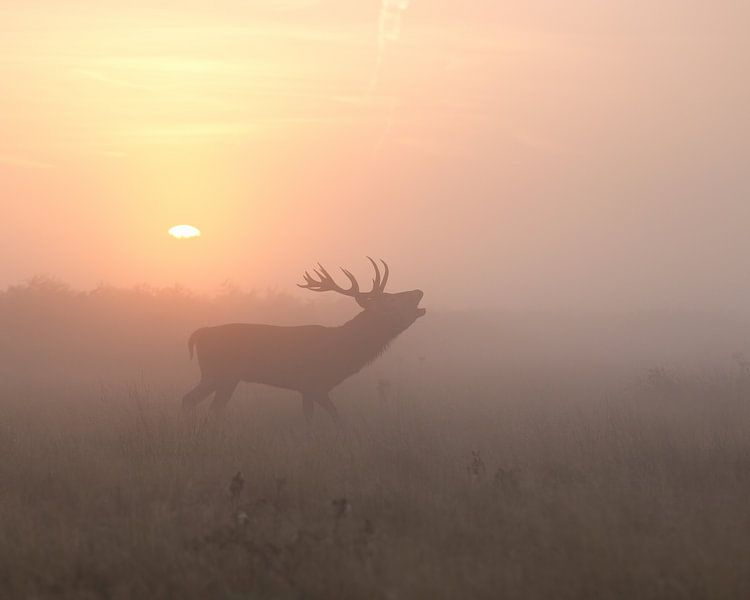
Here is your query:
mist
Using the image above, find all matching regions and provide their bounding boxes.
[3,1,750,598]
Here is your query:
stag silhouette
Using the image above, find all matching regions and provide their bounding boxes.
[182,258,425,422]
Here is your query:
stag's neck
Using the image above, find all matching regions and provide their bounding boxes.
[335,311,403,369]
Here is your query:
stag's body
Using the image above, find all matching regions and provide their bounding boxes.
[183,259,424,421]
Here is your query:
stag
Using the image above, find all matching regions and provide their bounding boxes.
[182,258,425,422]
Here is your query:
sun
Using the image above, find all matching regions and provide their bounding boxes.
[169,224,201,239]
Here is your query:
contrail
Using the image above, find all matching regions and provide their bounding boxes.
[370,0,411,92]
[369,0,411,160]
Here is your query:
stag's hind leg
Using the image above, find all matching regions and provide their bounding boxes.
[210,380,239,415]
[182,378,216,412]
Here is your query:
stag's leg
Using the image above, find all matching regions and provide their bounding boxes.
[210,380,239,415]
[182,378,216,412]
[315,393,341,426]
[302,394,315,424]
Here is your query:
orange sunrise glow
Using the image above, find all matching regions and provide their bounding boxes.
[1,1,748,309]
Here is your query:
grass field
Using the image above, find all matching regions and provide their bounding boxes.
[3,282,750,598]
[2,369,750,599]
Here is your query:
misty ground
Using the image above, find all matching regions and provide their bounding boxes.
[2,279,750,598]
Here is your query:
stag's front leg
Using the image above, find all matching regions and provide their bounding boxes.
[315,393,341,426]
[302,393,315,424]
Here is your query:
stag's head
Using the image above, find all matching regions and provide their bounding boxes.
[298,258,425,327]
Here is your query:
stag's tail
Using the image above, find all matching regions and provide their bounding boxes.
[188,330,199,360]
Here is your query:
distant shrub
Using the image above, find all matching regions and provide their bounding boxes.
[0,276,344,381]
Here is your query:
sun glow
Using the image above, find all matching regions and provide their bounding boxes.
[169,225,201,239]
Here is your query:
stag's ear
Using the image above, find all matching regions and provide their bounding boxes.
[356,296,375,310]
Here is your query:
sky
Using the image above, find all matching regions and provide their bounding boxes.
[1,1,748,311]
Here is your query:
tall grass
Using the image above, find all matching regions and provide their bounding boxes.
[2,373,750,599]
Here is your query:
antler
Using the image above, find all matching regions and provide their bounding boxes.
[366,256,389,294]
[298,263,360,296]
[298,258,389,299]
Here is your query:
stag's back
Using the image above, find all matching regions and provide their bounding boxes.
[188,323,337,390]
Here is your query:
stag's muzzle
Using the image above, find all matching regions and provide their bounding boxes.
[413,289,426,317]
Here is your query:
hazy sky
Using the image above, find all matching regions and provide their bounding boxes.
[1,1,748,310]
